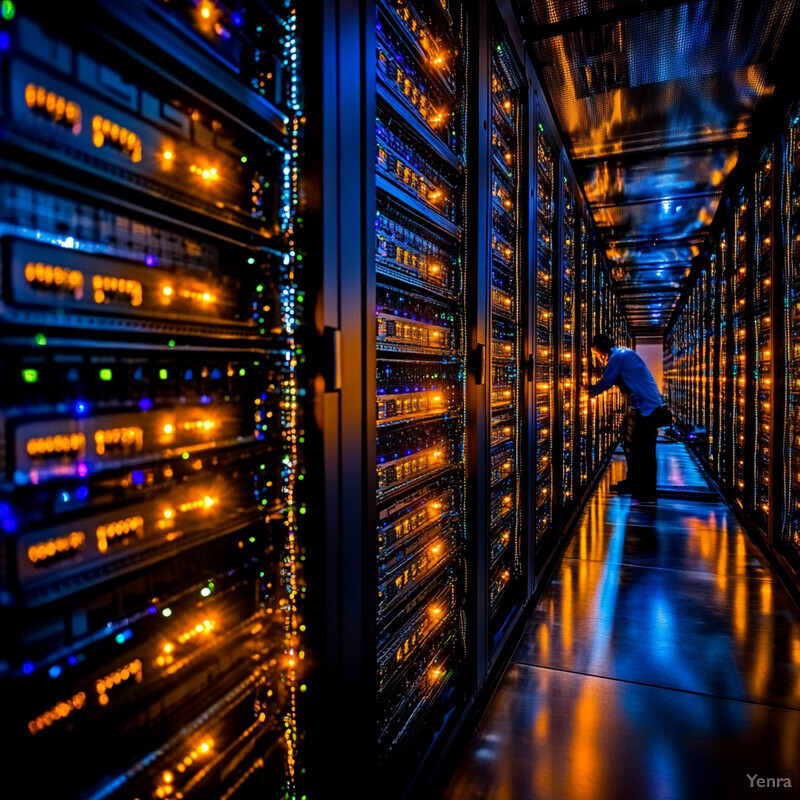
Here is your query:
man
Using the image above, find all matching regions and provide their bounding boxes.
[586,333,670,504]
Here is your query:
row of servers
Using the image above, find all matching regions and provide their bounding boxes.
[367,3,631,790]
[665,99,800,588]
[0,2,305,799]
[1,2,632,798]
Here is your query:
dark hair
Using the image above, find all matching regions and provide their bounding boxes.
[592,333,615,354]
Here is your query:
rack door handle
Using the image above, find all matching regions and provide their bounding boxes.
[475,343,486,385]
[324,326,341,392]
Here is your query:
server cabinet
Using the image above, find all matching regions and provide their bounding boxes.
[578,216,593,489]
[373,0,469,776]
[784,109,800,571]
[534,120,555,555]
[487,21,526,650]
[559,176,577,516]
[718,228,732,487]
[732,188,750,507]
[754,147,775,531]
[704,258,716,464]
[708,246,720,473]
[0,3,305,799]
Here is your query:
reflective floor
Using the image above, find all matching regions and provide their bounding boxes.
[443,443,800,800]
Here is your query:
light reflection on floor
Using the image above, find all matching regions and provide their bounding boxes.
[442,443,800,800]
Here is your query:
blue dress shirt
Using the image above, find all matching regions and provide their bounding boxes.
[589,347,664,417]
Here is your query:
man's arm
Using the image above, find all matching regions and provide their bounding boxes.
[589,351,623,397]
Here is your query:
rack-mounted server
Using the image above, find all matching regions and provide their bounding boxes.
[0,3,304,799]
[374,0,467,770]
[534,122,555,550]
[560,178,576,513]
[488,26,525,645]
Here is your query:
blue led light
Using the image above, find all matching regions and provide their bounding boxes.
[0,31,11,51]
[22,662,34,675]
[115,629,132,645]
[60,491,70,503]
[148,605,157,615]
[68,655,78,666]
[131,470,145,486]
[74,400,88,415]
[139,397,153,411]
[48,665,62,679]
[231,11,243,26]
[76,486,89,501]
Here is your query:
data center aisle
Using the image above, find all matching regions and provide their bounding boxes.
[442,442,800,800]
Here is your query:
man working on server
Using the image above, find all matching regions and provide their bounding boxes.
[586,333,670,504]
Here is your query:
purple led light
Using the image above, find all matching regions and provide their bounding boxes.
[145,254,159,267]
[77,462,89,478]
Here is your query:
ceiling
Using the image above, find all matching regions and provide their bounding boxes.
[521,0,798,337]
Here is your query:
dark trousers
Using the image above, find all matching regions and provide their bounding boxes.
[622,409,658,499]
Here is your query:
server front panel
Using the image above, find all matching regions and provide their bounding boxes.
[0,3,303,799]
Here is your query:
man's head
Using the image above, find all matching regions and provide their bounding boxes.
[591,333,615,366]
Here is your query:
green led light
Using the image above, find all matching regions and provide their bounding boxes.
[35,333,47,346]
[239,368,246,376]
[200,587,211,597]
[99,368,113,381]
[1,1,15,21]
[256,283,264,292]
[22,368,39,384]
[249,536,256,542]
[181,452,190,460]
[247,257,255,265]
[159,368,168,380]
[538,123,544,131]
[300,685,307,693]
[241,156,248,163]
[168,339,176,348]
[299,507,306,515]
[261,499,268,505]
[162,608,172,617]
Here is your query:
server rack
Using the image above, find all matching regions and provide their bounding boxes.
[754,147,774,531]
[732,188,749,507]
[0,3,305,799]
[487,21,526,650]
[667,107,800,591]
[704,258,716,465]
[784,108,800,572]
[578,216,593,488]
[719,228,732,487]
[373,0,469,773]
[534,119,555,554]
[560,175,577,515]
